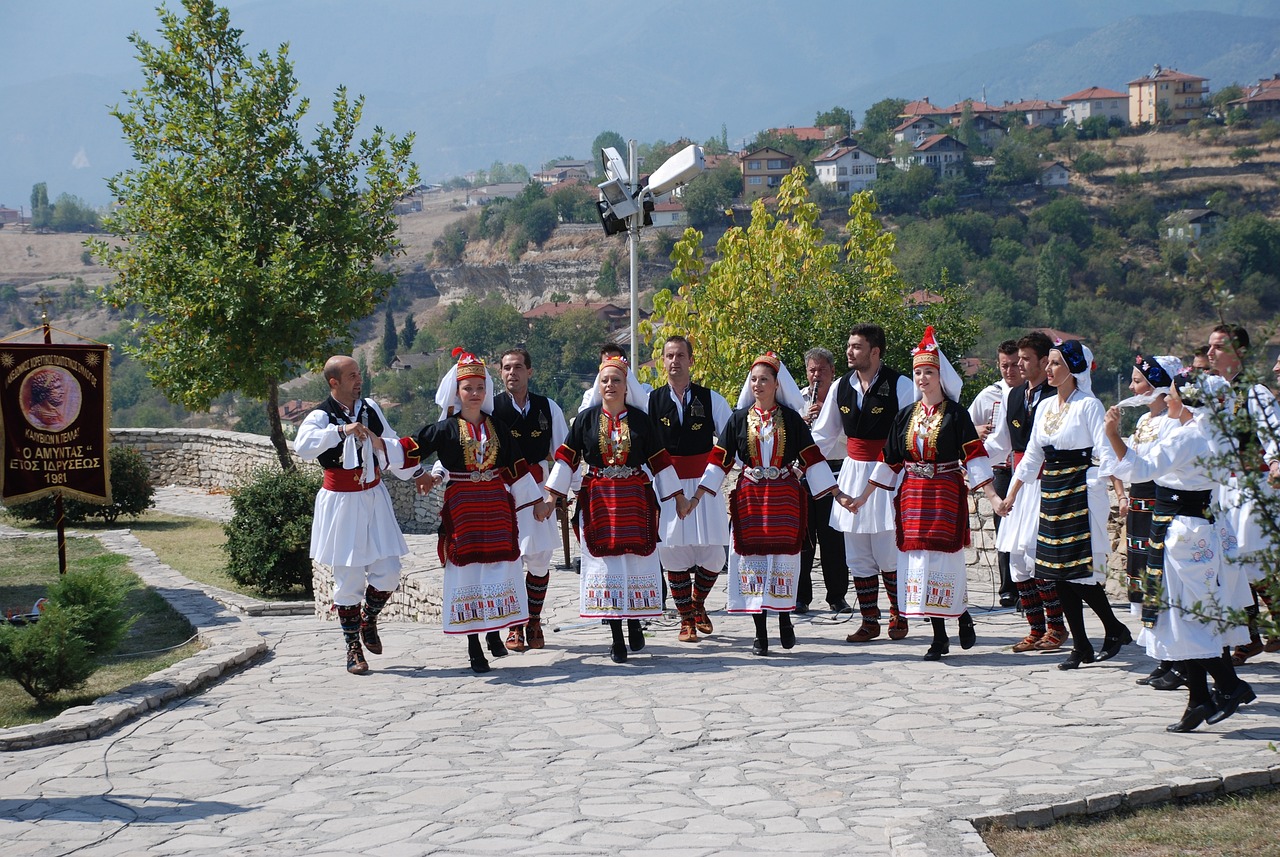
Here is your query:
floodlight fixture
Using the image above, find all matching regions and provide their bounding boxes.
[646,144,705,197]
[597,177,640,221]
[600,146,629,183]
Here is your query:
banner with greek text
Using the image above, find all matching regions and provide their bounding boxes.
[0,344,111,505]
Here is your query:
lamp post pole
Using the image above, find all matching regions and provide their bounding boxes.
[628,138,640,368]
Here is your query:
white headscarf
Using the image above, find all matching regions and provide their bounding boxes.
[583,359,649,413]
[736,354,806,412]
[434,353,495,417]
[911,326,962,401]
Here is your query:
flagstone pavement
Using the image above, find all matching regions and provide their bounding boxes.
[1,486,1278,856]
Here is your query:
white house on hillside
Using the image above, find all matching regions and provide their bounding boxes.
[896,134,967,178]
[812,145,877,195]
[1060,86,1129,127]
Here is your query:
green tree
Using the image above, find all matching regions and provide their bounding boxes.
[1211,83,1244,114]
[640,171,974,394]
[681,159,741,231]
[1231,146,1260,165]
[381,308,398,367]
[861,98,908,157]
[596,257,619,297]
[401,312,418,350]
[1074,150,1106,177]
[49,194,100,232]
[30,183,52,230]
[815,106,854,133]
[89,0,416,471]
[591,130,627,170]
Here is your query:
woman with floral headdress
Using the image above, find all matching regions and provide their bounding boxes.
[1112,353,1182,687]
[849,327,1001,660]
[546,353,680,663]
[1104,370,1255,731]
[696,353,837,656]
[998,339,1132,670]
[415,349,553,674]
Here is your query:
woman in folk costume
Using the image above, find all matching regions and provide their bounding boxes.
[1114,355,1181,614]
[696,353,837,656]
[1112,354,1183,688]
[998,340,1132,670]
[1104,370,1255,731]
[850,327,1001,660]
[415,349,552,674]
[546,354,681,663]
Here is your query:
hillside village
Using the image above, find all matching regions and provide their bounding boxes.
[3,62,1280,433]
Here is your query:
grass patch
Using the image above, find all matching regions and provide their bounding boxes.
[3,510,310,601]
[0,536,202,728]
[984,786,1280,856]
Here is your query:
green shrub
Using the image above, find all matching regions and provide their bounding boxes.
[223,467,320,596]
[47,564,136,657]
[5,446,155,526]
[0,604,96,702]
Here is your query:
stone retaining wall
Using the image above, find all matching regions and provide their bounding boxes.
[110,427,443,534]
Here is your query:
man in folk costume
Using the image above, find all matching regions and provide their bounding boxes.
[415,349,552,673]
[812,323,917,643]
[797,346,851,614]
[984,331,1069,653]
[491,347,568,652]
[647,335,733,643]
[1207,324,1280,664]
[967,339,1021,607]
[295,355,424,675]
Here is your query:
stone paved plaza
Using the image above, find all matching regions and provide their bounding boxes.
[2,487,1278,856]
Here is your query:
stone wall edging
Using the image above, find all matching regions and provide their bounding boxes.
[110,427,442,534]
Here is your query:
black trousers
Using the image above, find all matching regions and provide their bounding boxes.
[799,473,848,607]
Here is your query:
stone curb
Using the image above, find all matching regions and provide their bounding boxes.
[0,529,268,752]
[886,763,1280,856]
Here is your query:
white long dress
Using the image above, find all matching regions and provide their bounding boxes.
[1114,414,1250,657]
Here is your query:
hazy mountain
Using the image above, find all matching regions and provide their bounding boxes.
[2,0,1279,208]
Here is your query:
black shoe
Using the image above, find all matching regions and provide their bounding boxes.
[999,592,1017,608]
[469,654,490,674]
[627,619,646,651]
[828,600,853,614]
[779,620,796,650]
[486,631,508,658]
[1150,669,1187,691]
[1058,649,1095,670]
[923,639,950,661]
[959,616,976,650]
[1206,682,1256,725]
[1167,703,1215,733]
[752,638,769,656]
[1137,663,1171,686]
[1096,630,1133,662]
[610,641,628,663]
[794,602,809,615]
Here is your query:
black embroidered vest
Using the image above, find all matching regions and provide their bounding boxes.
[647,384,716,455]
[835,366,903,441]
[492,392,554,462]
[315,397,385,470]
[1005,379,1050,454]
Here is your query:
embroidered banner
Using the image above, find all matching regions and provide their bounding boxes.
[0,343,111,505]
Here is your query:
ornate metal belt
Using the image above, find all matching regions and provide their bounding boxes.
[449,470,498,482]
[905,461,962,478]
[744,465,792,481]
[589,465,640,478]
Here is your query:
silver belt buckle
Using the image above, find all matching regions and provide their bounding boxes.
[909,463,936,478]
[749,466,782,480]
[601,465,633,478]
[470,470,496,482]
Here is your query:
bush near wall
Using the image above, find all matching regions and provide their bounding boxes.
[223,467,321,597]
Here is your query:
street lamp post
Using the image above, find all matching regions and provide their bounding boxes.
[595,141,706,369]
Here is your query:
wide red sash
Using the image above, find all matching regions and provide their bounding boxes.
[846,438,886,461]
[670,453,709,480]
[896,469,968,552]
[322,469,381,492]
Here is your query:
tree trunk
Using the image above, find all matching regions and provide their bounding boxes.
[266,378,294,471]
